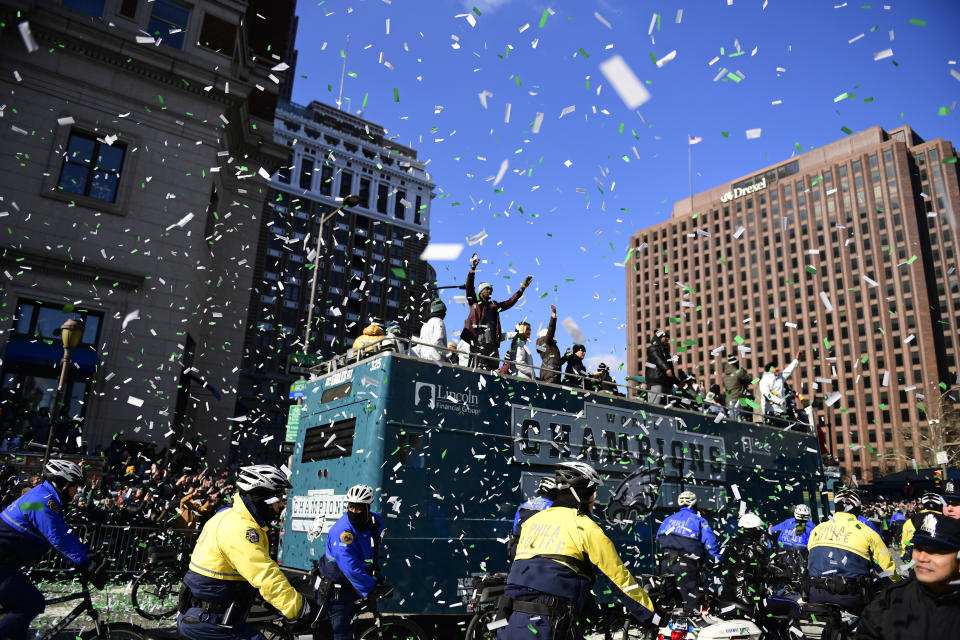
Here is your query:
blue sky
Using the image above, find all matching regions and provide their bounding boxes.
[290,0,960,381]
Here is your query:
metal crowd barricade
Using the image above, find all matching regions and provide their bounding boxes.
[35,522,198,576]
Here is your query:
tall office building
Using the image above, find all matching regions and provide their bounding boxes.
[0,0,295,458]
[235,100,436,443]
[627,126,960,483]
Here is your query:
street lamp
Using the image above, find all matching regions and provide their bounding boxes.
[302,193,361,358]
[42,317,85,467]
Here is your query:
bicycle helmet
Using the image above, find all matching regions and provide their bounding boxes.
[919,493,945,512]
[346,484,375,505]
[678,491,698,508]
[537,476,557,496]
[555,461,603,490]
[794,504,812,521]
[43,459,84,489]
[738,513,765,530]
[236,465,291,498]
[834,489,861,514]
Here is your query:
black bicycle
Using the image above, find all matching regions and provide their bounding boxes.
[3,571,146,639]
[130,544,187,620]
[463,572,507,640]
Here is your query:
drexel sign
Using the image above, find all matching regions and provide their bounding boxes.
[720,176,767,203]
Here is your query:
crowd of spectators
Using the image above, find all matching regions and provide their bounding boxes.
[1,438,243,534]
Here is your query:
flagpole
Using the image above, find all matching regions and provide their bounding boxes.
[336,34,350,111]
[688,137,694,213]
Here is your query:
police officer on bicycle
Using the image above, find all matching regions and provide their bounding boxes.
[497,461,657,640]
[0,460,106,640]
[506,476,556,559]
[655,490,720,613]
[315,484,385,640]
[806,489,900,616]
[900,492,945,562]
[178,465,314,640]
[769,504,813,551]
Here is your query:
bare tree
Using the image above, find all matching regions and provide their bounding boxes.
[886,384,960,473]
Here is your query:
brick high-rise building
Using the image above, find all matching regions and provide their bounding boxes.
[627,125,960,483]
[235,99,436,447]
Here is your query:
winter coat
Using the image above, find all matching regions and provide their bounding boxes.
[503,333,535,379]
[414,316,447,361]
[645,339,672,384]
[722,363,752,401]
[536,316,562,383]
[352,323,386,353]
[460,269,524,346]
[758,358,799,413]
[562,353,588,387]
[856,578,960,640]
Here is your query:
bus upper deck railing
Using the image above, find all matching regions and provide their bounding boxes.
[300,337,813,433]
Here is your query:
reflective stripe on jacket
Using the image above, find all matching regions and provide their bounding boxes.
[0,480,88,568]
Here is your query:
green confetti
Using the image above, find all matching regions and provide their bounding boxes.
[473,6,482,16]
[721,131,729,138]
[362,92,369,108]
[841,126,853,134]
[908,18,927,26]
[393,88,400,102]
[805,265,817,274]
[938,106,950,116]
[734,335,745,345]
[794,142,803,152]
[391,267,407,278]
[577,47,589,58]
[538,9,549,28]
[725,72,741,83]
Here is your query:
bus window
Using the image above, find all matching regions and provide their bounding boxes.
[396,431,425,469]
[302,417,356,462]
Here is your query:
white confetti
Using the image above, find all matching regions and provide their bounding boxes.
[57,116,75,126]
[655,50,677,68]
[136,36,156,44]
[493,159,508,187]
[18,22,39,53]
[121,309,140,331]
[904,334,915,344]
[532,112,544,134]
[873,48,893,61]
[466,229,488,246]
[165,212,194,231]
[477,90,493,109]
[862,274,879,287]
[599,55,651,109]
[559,105,576,118]
[258,167,272,180]
[594,12,612,29]
[819,291,834,313]
[825,392,842,407]
[127,396,144,408]
[419,243,464,261]
[745,128,762,139]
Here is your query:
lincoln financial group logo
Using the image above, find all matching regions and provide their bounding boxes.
[414,382,480,415]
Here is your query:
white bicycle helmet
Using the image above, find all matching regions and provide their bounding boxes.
[346,484,375,505]
[794,504,812,521]
[555,461,603,490]
[537,476,558,494]
[739,513,765,530]
[43,459,84,486]
[678,491,698,508]
[236,465,291,497]
[919,493,945,511]
[834,489,861,513]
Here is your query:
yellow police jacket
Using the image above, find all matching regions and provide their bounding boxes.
[508,506,655,622]
[899,509,938,556]
[808,512,900,581]
[187,492,304,619]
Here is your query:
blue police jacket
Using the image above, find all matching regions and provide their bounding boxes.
[889,512,907,525]
[770,517,813,549]
[858,515,881,535]
[0,480,88,568]
[319,511,383,597]
[512,496,552,535]
[655,507,720,562]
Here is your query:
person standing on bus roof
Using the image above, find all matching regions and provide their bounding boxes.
[352,317,386,356]
[561,344,588,388]
[655,490,720,613]
[506,476,556,560]
[462,254,532,371]
[536,305,562,384]
[502,322,535,379]
[413,300,448,362]
[497,461,658,640]
[315,484,385,640]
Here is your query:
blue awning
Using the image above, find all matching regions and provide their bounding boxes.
[2,338,99,372]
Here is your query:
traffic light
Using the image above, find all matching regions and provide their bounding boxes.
[934,469,943,489]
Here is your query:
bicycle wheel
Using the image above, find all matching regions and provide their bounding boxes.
[80,621,148,639]
[358,617,428,640]
[604,617,653,640]
[131,569,180,620]
[252,621,294,640]
[465,609,497,640]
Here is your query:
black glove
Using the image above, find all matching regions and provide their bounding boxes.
[285,598,316,633]
[83,553,108,590]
